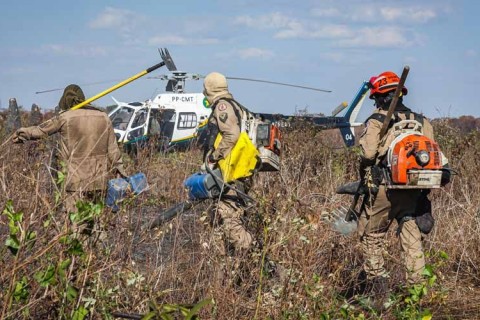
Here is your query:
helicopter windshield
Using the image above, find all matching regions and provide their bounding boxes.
[110,106,134,131]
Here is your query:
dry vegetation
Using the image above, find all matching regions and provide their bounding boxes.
[0,114,479,319]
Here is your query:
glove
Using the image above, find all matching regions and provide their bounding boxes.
[200,161,215,172]
[200,154,217,172]
[12,129,26,144]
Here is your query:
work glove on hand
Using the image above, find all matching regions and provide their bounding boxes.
[200,154,216,172]
[12,129,26,143]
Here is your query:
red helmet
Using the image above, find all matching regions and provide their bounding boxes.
[369,71,407,99]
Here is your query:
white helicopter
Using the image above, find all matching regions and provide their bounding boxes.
[108,79,211,153]
[107,48,368,154]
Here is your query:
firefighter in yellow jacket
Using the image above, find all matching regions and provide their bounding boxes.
[358,71,437,292]
[13,84,126,227]
[202,72,255,263]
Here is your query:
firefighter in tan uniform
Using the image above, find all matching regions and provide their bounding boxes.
[13,84,126,232]
[202,72,255,258]
[358,71,436,291]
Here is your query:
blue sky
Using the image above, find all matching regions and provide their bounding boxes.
[1,0,479,120]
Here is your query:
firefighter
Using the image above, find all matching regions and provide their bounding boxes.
[13,84,126,237]
[6,98,22,134]
[29,103,43,126]
[358,71,437,293]
[202,72,258,281]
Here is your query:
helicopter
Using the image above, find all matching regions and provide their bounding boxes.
[107,48,369,154]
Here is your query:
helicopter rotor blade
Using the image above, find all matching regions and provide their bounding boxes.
[194,75,331,93]
[158,48,177,72]
[225,77,331,93]
[35,79,125,94]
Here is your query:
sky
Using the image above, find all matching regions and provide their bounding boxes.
[1,0,479,121]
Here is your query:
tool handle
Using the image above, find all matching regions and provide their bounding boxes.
[345,192,360,222]
[71,61,165,111]
[378,66,410,139]
[149,201,194,229]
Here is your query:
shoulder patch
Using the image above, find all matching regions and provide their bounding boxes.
[217,103,227,111]
[219,112,228,123]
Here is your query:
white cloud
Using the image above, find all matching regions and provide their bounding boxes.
[275,23,352,39]
[234,12,296,30]
[336,27,415,48]
[89,7,144,33]
[311,8,342,18]
[350,5,377,22]
[235,13,353,39]
[41,44,109,57]
[312,4,437,24]
[215,48,275,61]
[237,48,274,59]
[148,35,219,46]
[380,7,436,23]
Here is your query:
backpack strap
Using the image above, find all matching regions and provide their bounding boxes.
[220,97,253,128]
[365,109,425,129]
[413,112,424,125]
[204,97,249,158]
[365,112,386,124]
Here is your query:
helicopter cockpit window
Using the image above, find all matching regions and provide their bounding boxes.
[132,109,148,128]
[177,112,197,129]
[110,106,134,131]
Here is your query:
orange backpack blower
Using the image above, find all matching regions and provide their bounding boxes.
[385,120,444,189]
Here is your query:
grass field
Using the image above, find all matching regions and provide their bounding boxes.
[1,115,479,319]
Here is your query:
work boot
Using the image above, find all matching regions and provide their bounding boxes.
[340,270,368,299]
[368,276,390,311]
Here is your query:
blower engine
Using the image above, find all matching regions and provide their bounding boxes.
[248,119,281,172]
[386,120,444,189]
[183,169,223,200]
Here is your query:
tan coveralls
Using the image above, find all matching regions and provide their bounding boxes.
[203,72,254,255]
[358,107,434,284]
[14,106,125,215]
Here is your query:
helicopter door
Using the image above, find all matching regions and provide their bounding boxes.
[157,109,176,143]
[126,108,148,143]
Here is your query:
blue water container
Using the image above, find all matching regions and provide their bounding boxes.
[128,172,148,194]
[106,178,130,212]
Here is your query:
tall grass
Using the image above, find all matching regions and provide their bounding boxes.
[0,120,479,319]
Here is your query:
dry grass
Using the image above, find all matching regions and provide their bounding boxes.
[0,120,479,319]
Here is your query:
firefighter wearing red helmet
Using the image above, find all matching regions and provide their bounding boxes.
[357,71,438,297]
